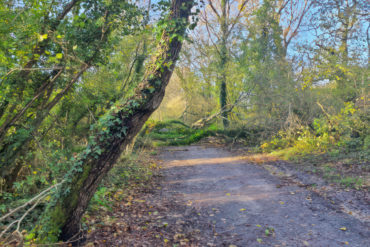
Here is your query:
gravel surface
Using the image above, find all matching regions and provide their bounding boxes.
[160,145,370,247]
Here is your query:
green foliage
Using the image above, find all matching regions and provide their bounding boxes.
[89,187,112,212]
[261,103,369,159]
[87,150,158,216]
[0,0,145,197]
[137,120,220,147]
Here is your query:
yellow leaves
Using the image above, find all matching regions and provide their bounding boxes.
[150,163,158,169]
[174,233,185,240]
[38,34,48,41]
[340,227,347,231]
[256,224,262,227]
[134,199,146,203]
[302,240,310,246]
[279,201,285,205]
[33,171,37,174]
[239,208,246,212]
[225,193,231,196]
[55,53,63,59]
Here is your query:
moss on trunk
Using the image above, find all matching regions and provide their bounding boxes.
[33,0,194,243]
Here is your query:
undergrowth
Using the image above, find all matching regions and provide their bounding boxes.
[259,103,369,189]
[261,103,369,161]
[87,149,159,214]
[136,119,265,148]
[136,120,219,147]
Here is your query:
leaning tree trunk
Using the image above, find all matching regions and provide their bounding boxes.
[34,0,194,243]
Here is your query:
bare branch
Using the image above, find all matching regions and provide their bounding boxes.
[208,0,221,19]
[0,181,64,222]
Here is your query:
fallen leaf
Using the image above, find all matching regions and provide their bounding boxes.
[240,208,246,211]
[340,227,347,231]
[256,224,262,227]
[257,238,262,243]
[226,193,231,196]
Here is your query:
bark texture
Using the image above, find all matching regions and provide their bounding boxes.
[35,0,194,242]
[219,0,229,128]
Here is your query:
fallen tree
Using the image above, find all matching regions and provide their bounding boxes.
[32,0,195,243]
[191,92,251,129]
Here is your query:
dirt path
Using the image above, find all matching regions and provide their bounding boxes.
[159,145,369,247]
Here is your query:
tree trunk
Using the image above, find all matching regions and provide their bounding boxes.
[34,0,194,243]
[219,0,229,128]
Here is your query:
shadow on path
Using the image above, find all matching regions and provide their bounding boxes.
[159,146,369,247]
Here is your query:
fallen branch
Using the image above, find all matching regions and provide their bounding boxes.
[0,181,64,222]
[0,181,64,242]
[191,92,250,129]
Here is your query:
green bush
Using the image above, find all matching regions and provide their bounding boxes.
[261,103,369,158]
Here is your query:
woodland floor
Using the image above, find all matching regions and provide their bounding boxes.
[85,144,369,247]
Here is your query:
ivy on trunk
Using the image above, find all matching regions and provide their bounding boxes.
[33,0,194,243]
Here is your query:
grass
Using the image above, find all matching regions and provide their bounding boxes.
[136,120,220,148]
[137,120,266,148]
[291,152,369,190]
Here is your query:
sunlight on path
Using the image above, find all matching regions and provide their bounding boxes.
[160,146,370,247]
